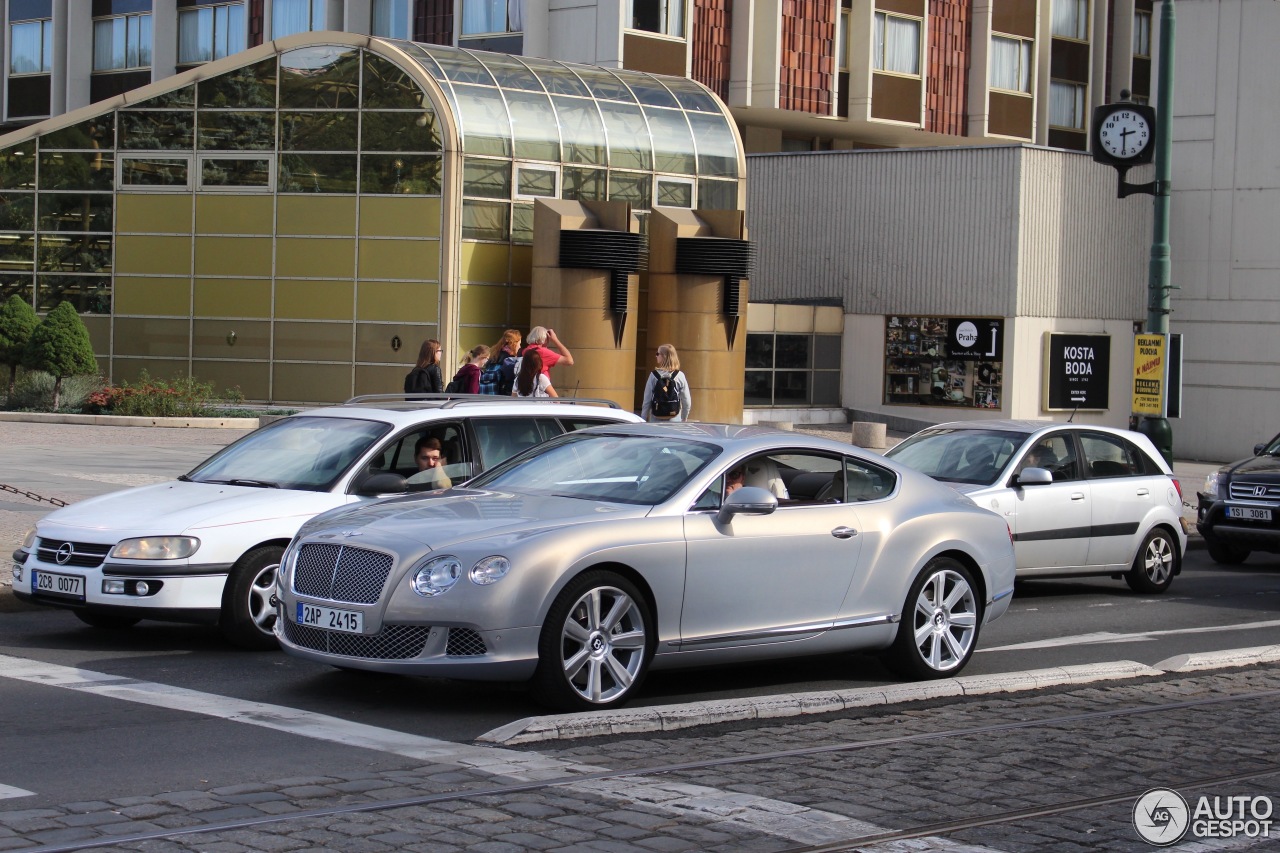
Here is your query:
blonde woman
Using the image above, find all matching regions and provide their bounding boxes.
[446,344,490,394]
[640,343,691,422]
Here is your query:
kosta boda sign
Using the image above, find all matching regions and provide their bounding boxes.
[1043,333,1111,411]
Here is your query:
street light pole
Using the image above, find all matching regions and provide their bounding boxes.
[1138,0,1176,464]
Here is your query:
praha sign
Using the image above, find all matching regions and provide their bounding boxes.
[1043,333,1111,411]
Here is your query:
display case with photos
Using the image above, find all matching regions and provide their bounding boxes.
[883,315,1004,409]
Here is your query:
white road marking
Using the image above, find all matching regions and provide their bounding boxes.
[979,618,1280,652]
[0,653,1002,850]
[0,784,35,800]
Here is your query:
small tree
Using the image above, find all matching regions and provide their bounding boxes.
[0,294,38,399]
[22,301,98,411]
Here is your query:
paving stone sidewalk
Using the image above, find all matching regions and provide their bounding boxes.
[1,665,1277,852]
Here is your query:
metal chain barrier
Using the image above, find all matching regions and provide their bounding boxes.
[0,483,68,507]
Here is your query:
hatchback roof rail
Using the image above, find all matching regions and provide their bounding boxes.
[343,393,623,410]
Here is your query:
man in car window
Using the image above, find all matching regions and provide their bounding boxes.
[406,436,453,490]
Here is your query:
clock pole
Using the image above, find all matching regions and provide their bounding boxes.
[1137,0,1176,464]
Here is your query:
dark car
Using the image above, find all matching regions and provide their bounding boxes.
[1196,433,1280,563]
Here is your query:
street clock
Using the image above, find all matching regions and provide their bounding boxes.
[1091,102,1157,166]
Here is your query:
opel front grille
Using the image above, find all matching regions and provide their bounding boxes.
[293,543,393,605]
[35,538,112,569]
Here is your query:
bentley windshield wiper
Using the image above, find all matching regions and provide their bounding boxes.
[225,478,281,488]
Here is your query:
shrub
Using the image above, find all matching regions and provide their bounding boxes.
[8,370,101,412]
[86,371,248,418]
[0,294,39,400]
[21,301,97,410]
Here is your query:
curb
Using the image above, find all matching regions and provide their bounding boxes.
[478,661,1164,745]
[478,653,1279,745]
[0,411,262,429]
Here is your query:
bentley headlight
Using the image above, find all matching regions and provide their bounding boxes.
[21,527,36,549]
[470,555,511,586]
[1204,470,1220,496]
[110,536,200,560]
[412,555,462,597]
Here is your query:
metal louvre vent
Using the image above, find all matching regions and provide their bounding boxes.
[294,543,393,605]
[675,237,754,319]
[445,628,487,657]
[35,538,112,568]
[558,230,646,316]
[1228,482,1280,503]
[282,620,431,660]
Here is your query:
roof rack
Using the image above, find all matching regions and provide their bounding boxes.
[342,393,623,410]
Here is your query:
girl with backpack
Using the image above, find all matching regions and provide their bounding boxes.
[404,339,443,394]
[513,348,558,398]
[480,328,521,395]
[641,343,691,422]
[445,344,490,394]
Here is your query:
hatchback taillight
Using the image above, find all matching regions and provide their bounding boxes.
[1171,476,1183,503]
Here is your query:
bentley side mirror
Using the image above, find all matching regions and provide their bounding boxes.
[717,486,778,524]
[354,471,408,496]
[1014,467,1053,486]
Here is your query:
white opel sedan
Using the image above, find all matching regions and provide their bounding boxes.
[886,420,1188,592]
[10,396,641,648]
[276,424,1017,710]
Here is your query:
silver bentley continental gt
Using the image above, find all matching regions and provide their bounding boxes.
[275,424,1017,711]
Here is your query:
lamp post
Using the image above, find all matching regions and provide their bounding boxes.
[1136,0,1176,464]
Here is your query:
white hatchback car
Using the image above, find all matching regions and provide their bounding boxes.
[10,395,642,648]
[885,420,1188,592]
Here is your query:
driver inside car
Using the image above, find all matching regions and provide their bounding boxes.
[406,436,452,490]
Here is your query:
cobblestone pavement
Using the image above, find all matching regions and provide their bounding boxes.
[0,665,1277,851]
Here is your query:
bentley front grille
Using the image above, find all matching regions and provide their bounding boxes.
[293,543,393,605]
[282,620,430,660]
[445,628,487,657]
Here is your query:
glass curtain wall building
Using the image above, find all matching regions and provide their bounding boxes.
[0,32,743,403]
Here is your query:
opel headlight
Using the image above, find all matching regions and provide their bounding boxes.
[1204,470,1220,496]
[110,536,200,560]
[470,556,511,586]
[21,527,36,549]
[411,555,462,597]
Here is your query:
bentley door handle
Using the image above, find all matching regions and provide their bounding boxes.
[831,526,859,539]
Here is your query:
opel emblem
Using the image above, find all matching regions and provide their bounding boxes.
[54,543,74,565]
[1254,486,1268,498]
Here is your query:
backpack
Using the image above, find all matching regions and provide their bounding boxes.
[498,356,519,396]
[650,370,682,419]
[444,369,466,394]
[478,359,503,395]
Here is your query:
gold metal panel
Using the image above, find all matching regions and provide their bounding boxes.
[192,359,270,400]
[355,364,411,397]
[117,194,193,234]
[112,358,189,384]
[775,304,815,333]
[116,236,193,276]
[460,242,510,283]
[194,237,272,277]
[622,32,688,77]
[276,237,355,279]
[276,279,355,320]
[511,245,533,284]
[114,318,190,358]
[114,277,191,316]
[989,91,1034,139]
[460,283,510,328]
[356,322,436,364]
[358,238,438,281]
[815,305,843,334]
[273,321,353,361]
[195,195,274,235]
[746,301,775,332]
[272,362,353,404]
[357,281,439,322]
[871,74,921,124]
[358,196,441,238]
[509,283,531,326]
[277,196,357,236]
[193,318,270,360]
[194,278,272,318]
[82,316,110,356]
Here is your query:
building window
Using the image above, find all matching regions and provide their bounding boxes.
[10,19,53,75]
[371,0,411,39]
[654,176,694,208]
[462,0,526,35]
[1049,81,1086,129]
[272,0,326,39]
[1133,11,1151,56]
[514,163,559,200]
[198,154,274,191]
[873,12,921,75]
[1051,0,1088,41]
[837,8,850,72]
[93,14,153,72]
[745,332,842,408]
[178,3,246,65]
[989,35,1032,93]
[118,154,193,191]
[629,0,683,37]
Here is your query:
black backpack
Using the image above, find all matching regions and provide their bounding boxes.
[444,369,466,394]
[650,370,682,419]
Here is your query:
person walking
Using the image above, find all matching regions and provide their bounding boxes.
[513,348,558,398]
[481,329,522,395]
[404,339,443,394]
[522,326,573,375]
[640,343,691,422]
[446,344,490,394]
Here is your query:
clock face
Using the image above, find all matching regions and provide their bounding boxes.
[1098,110,1151,159]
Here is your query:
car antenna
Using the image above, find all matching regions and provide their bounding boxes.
[1068,405,1079,424]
